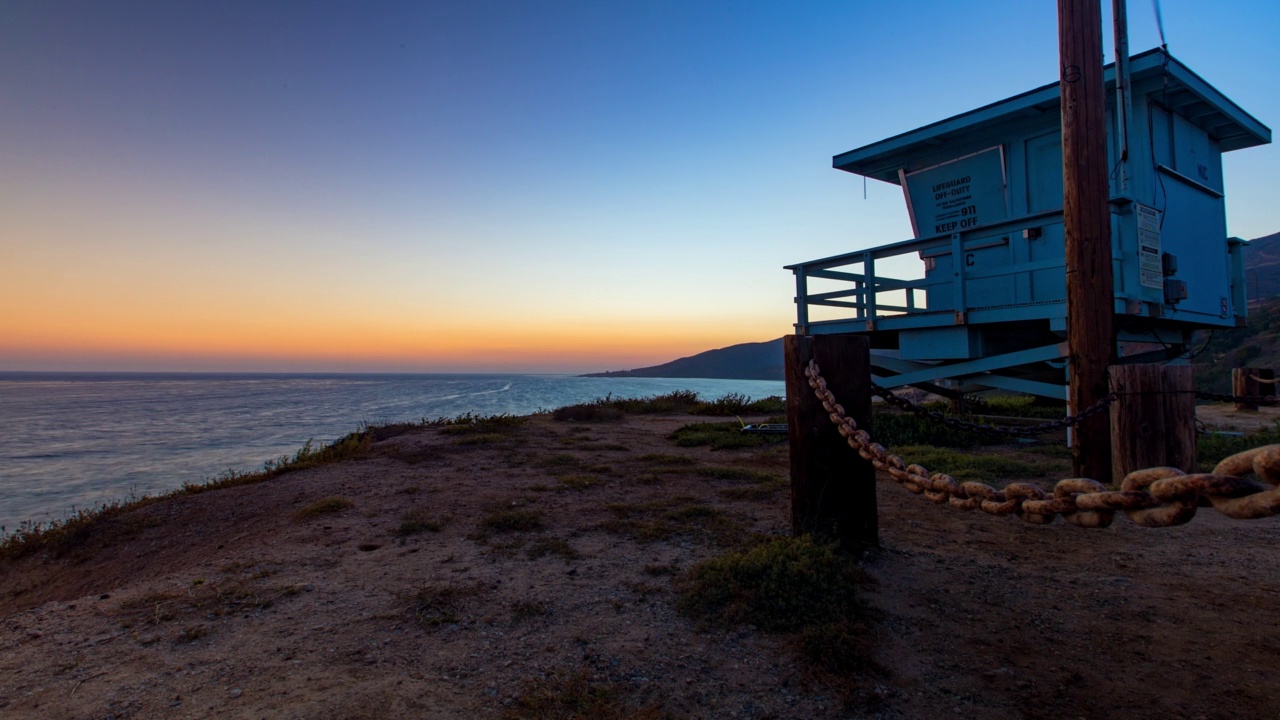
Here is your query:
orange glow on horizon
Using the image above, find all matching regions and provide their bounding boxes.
[1,308,785,372]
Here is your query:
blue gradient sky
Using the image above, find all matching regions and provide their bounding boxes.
[1,1,1276,372]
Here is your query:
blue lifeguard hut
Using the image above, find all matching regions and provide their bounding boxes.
[787,49,1270,401]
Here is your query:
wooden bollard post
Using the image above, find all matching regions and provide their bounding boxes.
[784,334,877,551]
[1233,367,1276,411]
[1109,364,1196,480]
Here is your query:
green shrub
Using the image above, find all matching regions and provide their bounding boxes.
[669,422,781,450]
[294,496,353,520]
[503,669,668,720]
[264,433,372,474]
[675,536,864,632]
[887,445,1062,482]
[552,403,626,422]
[1198,422,1280,470]
[965,394,1068,419]
[436,414,528,435]
[689,393,785,416]
[868,411,990,449]
[526,537,581,561]
[601,498,739,545]
[554,391,785,421]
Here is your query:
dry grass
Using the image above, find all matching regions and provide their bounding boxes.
[502,668,670,720]
[294,496,353,521]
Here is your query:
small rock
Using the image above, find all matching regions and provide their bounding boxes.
[229,688,242,699]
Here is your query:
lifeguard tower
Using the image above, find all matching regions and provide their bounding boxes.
[787,49,1270,401]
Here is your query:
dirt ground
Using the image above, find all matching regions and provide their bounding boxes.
[1196,402,1280,434]
[2,410,1279,719]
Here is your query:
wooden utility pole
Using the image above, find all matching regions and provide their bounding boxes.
[784,334,877,551]
[1059,0,1115,483]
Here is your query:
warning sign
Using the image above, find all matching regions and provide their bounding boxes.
[1136,204,1162,290]
[902,147,1009,238]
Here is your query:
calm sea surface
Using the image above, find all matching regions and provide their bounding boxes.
[0,373,785,531]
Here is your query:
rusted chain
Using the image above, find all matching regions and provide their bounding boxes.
[1194,390,1279,404]
[870,382,1117,438]
[806,360,1280,528]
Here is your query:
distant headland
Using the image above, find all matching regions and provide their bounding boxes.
[583,337,784,381]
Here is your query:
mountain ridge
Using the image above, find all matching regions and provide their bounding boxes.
[582,338,785,381]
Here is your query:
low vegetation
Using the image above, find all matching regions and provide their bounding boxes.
[479,508,544,534]
[1198,421,1280,470]
[117,579,306,634]
[526,537,581,561]
[0,428,378,561]
[263,432,373,473]
[402,582,480,626]
[869,411,992,449]
[553,391,784,423]
[675,536,877,679]
[396,509,444,536]
[503,668,668,720]
[886,445,1068,483]
[669,421,785,450]
[600,497,739,545]
[431,413,529,436]
[294,496,354,520]
[689,392,785,416]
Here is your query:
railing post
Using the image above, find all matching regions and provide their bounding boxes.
[950,232,966,323]
[794,268,809,334]
[785,334,878,551]
[863,252,877,329]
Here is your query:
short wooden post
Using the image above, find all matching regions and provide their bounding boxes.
[1109,364,1196,480]
[1233,367,1276,411]
[784,334,877,550]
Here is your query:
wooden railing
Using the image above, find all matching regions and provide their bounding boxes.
[786,208,1078,333]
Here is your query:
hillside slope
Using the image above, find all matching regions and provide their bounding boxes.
[1245,231,1280,302]
[584,337,784,381]
[1193,297,1280,393]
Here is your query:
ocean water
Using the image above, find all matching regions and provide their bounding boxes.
[0,372,785,532]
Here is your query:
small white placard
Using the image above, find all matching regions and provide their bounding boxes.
[1136,203,1163,290]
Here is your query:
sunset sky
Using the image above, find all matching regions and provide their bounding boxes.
[2,1,1277,373]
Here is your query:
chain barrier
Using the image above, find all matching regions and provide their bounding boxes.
[869,382,1116,439]
[872,380,1274,442]
[1194,390,1279,404]
[806,360,1280,528]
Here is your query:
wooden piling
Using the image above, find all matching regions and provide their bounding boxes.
[1233,367,1276,411]
[1109,364,1196,480]
[784,334,877,551]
